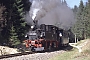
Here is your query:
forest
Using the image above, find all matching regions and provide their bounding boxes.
[0,0,90,47]
[0,0,31,47]
[72,0,90,40]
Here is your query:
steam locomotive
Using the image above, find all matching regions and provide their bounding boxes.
[24,20,69,51]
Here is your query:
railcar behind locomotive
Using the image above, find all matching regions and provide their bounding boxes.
[24,23,69,51]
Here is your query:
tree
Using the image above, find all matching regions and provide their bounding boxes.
[12,0,30,41]
[73,5,78,15]
[0,0,31,46]
[72,0,90,39]
[22,0,31,11]
[0,4,7,44]
[72,0,86,39]
[9,25,20,47]
[0,5,6,30]
[0,0,15,44]
[82,0,90,37]
[62,0,67,6]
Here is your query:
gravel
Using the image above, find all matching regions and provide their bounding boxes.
[0,50,65,60]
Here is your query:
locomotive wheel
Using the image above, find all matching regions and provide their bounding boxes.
[31,47,35,52]
[27,47,32,51]
[65,43,69,47]
[63,43,69,47]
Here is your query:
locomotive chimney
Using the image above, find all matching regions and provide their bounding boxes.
[33,19,38,30]
[31,13,38,30]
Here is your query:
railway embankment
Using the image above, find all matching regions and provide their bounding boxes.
[0,50,65,60]
[49,39,90,60]
[0,39,90,60]
[0,46,19,55]
[69,39,89,53]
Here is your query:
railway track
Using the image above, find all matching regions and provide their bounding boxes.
[0,45,72,59]
[0,52,35,59]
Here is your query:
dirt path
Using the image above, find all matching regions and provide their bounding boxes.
[69,39,89,53]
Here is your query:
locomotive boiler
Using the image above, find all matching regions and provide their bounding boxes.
[24,20,69,51]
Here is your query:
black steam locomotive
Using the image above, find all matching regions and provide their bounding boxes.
[24,23,69,51]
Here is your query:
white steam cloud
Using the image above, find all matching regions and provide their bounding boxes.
[26,0,75,30]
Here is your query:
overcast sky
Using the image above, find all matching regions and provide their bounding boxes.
[66,0,88,8]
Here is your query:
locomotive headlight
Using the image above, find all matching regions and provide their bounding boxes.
[59,33,62,37]
[40,35,43,37]
[31,26,34,29]
[25,35,27,37]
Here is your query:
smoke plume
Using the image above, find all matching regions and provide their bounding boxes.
[26,0,75,30]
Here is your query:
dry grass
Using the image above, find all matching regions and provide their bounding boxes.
[49,39,90,60]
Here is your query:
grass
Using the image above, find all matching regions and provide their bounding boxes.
[49,39,90,60]
[75,40,85,46]
[49,48,79,60]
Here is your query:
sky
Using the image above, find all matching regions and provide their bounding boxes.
[29,0,87,8]
[66,0,88,8]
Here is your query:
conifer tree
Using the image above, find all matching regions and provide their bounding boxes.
[85,0,90,37]
[11,0,28,41]
[73,5,78,15]
[0,0,30,45]
[72,0,85,39]
[9,25,20,47]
